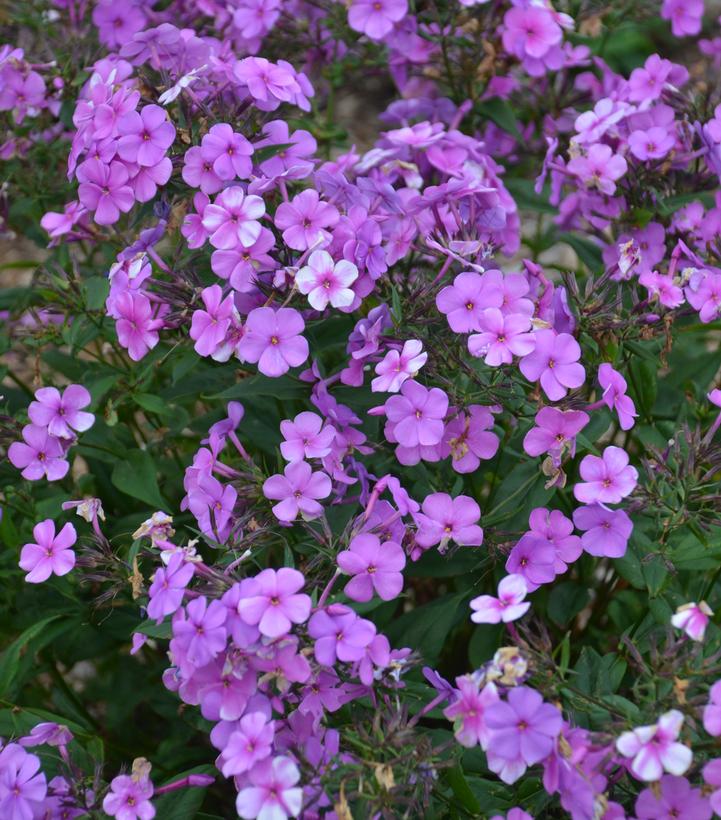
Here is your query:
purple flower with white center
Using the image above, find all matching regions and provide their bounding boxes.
[102,770,155,820]
[528,508,582,574]
[308,603,376,665]
[443,677,499,748]
[485,686,562,765]
[372,339,427,393]
[436,271,489,333]
[19,519,76,584]
[0,744,47,820]
[442,405,499,473]
[629,126,675,160]
[337,532,406,602]
[28,384,94,440]
[238,568,311,638]
[384,380,448,448]
[147,553,194,623]
[295,250,358,311]
[202,187,266,250]
[77,159,134,225]
[235,756,302,820]
[274,189,339,251]
[598,363,638,430]
[414,493,483,549]
[200,123,253,181]
[567,144,627,195]
[572,504,633,558]
[171,596,227,669]
[117,104,175,167]
[8,424,69,481]
[523,407,589,459]
[519,329,585,401]
[574,446,638,504]
[189,285,236,359]
[505,535,556,591]
[616,710,692,781]
[470,575,530,624]
[671,602,713,642]
[347,0,407,40]
[262,461,331,522]
[468,309,535,366]
[237,307,309,378]
[636,775,711,820]
[280,411,335,462]
[220,713,275,777]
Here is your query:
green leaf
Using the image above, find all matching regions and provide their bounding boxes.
[547,582,590,627]
[135,620,173,639]
[133,392,174,418]
[0,614,69,697]
[207,375,306,401]
[445,765,482,814]
[557,232,603,271]
[476,98,522,140]
[111,450,167,509]
[82,277,109,311]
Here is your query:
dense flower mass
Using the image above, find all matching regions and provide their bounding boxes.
[3,0,721,817]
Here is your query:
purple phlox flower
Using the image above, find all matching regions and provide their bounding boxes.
[262,461,331,522]
[295,250,358,311]
[28,384,94,439]
[77,159,134,225]
[237,307,308,378]
[629,126,675,160]
[519,329,585,401]
[705,681,721,737]
[19,519,76,584]
[280,411,335,462]
[200,123,253,181]
[572,504,633,558]
[337,532,406,602]
[202,187,266,250]
[132,511,174,548]
[238,568,311,638]
[0,743,48,820]
[528,507,582,574]
[382,380,448,448]
[308,603,376,665]
[9,424,69,481]
[685,270,721,324]
[485,686,562,767]
[442,405,500,473]
[187,473,237,540]
[502,6,562,60]
[523,407,589,459]
[372,339,427,393]
[235,756,302,820]
[616,710,692,781]
[443,677,500,748]
[274,189,338,251]
[190,285,238,359]
[661,0,703,37]
[102,766,155,820]
[233,57,304,109]
[468,309,535,366]
[347,0,407,40]
[640,269,684,309]
[211,229,276,293]
[598,363,638,430]
[567,144,627,195]
[255,120,317,179]
[573,446,638,504]
[491,810,533,820]
[171,596,227,669]
[671,601,713,642]
[117,104,175,167]
[115,291,164,361]
[705,759,721,817]
[19,722,73,748]
[219,712,275,777]
[413,492,483,549]
[182,146,223,195]
[470,574,530,624]
[627,54,687,104]
[505,534,556,591]
[147,553,195,623]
